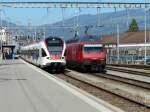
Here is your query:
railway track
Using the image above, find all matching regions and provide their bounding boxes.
[94,71,150,89]
[107,64,150,70]
[106,66,150,77]
[53,70,150,112]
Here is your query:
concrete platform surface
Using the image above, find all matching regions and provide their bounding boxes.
[0,59,122,112]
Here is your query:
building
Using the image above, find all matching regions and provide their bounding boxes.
[0,27,12,45]
[0,27,15,59]
[102,31,150,64]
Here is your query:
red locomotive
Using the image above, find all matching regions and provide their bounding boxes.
[66,36,106,72]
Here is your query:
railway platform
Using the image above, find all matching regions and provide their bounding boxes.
[0,59,123,112]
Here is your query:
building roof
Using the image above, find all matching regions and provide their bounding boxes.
[102,31,150,44]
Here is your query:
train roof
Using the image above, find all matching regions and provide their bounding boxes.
[21,36,64,50]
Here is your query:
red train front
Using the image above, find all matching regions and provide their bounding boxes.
[66,41,106,72]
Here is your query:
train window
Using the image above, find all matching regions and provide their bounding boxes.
[46,38,63,55]
[36,49,39,57]
[64,49,67,56]
[47,38,62,46]
[48,46,62,55]
[41,48,47,57]
[84,46,103,52]
[35,49,39,58]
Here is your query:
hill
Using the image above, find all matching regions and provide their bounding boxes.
[40,9,149,40]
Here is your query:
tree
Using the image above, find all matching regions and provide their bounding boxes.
[128,18,139,32]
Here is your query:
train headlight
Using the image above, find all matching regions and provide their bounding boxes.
[61,57,65,59]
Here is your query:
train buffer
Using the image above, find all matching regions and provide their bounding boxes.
[0,59,124,112]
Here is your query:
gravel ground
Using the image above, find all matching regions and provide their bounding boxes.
[56,74,150,112]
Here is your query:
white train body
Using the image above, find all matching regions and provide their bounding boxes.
[20,37,66,71]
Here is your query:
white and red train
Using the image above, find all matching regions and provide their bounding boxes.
[20,36,66,71]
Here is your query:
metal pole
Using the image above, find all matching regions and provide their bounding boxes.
[117,24,120,63]
[34,27,36,42]
[47,8,54,36]
[144,9,147,65]
[0,10,1,27]
[126,8,129,28]
[0,35,1,60]
[62,8,65,37]
[149,9,150,44]
[76,0,80,36]
[43,27,46,40]
[97,0,101,27]
[62,8,64,27]
[0,0,2,59]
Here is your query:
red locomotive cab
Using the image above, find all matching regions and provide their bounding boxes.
[83,44,106,61]
[66,36,106,72]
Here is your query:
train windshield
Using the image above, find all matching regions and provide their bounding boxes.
[46,38,63,55]
[84,44,103,53]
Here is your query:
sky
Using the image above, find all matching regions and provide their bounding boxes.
[1,0,150,26]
